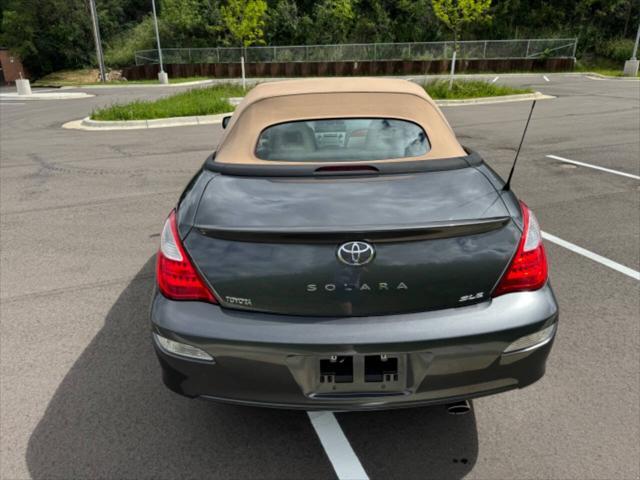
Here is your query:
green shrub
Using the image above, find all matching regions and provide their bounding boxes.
[596,38,635,62]
[104,16,157,68]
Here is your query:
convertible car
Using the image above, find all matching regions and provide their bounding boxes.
[151,78,558,411]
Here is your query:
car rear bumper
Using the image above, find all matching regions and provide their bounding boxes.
[150,284,558,411]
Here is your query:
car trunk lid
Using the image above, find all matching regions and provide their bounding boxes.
[184,167,519,316]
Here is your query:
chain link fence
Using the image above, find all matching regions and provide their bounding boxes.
[135,38,577,65]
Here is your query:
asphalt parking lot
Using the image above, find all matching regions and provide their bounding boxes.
[1,74,638,479]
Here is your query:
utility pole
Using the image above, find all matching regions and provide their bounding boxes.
[152,0,169,84]
[88,0,107,82]
[623,22,640,76]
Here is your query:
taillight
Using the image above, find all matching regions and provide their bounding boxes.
[156,210,217,303]
[493,201,548,297]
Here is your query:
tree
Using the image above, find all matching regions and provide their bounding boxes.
[0,0,638,77]
[161,0,223,47]
[265,0,307,45]
[0,0,93,77]
[351,0,393,44]
[388,0,441,42]
[220,0,267,48]
[311,0,355,44]
[97,0,150,40]
[431,0,491,51]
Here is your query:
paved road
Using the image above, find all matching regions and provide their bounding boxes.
[1,74,638,479]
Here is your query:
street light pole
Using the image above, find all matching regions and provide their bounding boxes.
[623,22,640,76]
[88,0,107,82]
[632,22,640,60]
[151,0,169,84]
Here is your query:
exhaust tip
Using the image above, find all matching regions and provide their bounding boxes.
[446,400,471,415]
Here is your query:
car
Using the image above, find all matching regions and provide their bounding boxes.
[150,77,558,411]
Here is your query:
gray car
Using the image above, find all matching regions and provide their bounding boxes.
[150,78,558,411]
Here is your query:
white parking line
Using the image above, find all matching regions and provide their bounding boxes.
[543,75,550,82]
[542,232,640,280]
[308,411,369,480]
[546,154,640,180]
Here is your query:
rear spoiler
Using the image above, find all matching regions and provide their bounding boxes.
[197,216,510,244]
[203,149,483,177]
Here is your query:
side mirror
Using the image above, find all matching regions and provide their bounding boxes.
[222,115,231,129]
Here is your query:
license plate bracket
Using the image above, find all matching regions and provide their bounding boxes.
[312,354,407,395]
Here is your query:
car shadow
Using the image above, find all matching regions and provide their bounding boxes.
[336,405,478,479]
[26,256,478,479]
[25,257,333,480]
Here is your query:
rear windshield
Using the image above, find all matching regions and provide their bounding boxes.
[255,118,430,162]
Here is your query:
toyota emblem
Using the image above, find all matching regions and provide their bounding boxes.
[337,241,375,266]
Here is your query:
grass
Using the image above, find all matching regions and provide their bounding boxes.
[33,68,212,87]
[574,58,639,77]
[423,79,532,99]
[90,83,247,121]
[33,69,99,86]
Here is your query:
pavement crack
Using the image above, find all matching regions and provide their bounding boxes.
[1,190,177,216]
[1,273,155,304]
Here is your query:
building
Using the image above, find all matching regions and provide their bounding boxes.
[0,48,28,84]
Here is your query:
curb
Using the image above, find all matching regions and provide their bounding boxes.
[57,79,217,89]
[63,112,230,131]
[437,91,554,106]
[63,91,552,131]
[584,73,640,81]
[0,92,94,100]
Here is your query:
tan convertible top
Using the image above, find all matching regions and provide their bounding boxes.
[216,77,466,165]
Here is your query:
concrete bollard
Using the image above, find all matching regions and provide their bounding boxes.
[623,59,639,77]
[16,78,32,95]
[158,71,169,84]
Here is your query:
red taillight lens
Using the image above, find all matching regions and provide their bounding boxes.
[493,201,548,297]
[156,210,217,303]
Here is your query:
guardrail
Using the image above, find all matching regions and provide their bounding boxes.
[134,38,578,65]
